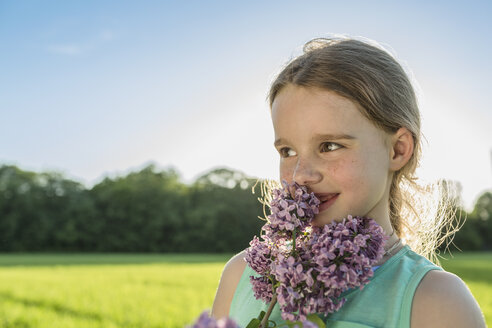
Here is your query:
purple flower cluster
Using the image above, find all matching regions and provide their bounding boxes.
[244,181,388,322]
[245,236,271,276]
[245,181,320,309]
[250,276,274,303]
[267,181,320,233]
[189,311,240,328]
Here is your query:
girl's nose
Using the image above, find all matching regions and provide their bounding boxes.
[292,158,322,186]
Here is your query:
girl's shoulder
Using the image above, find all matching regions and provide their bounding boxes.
[211,250,247,320]
[411,270,486,327]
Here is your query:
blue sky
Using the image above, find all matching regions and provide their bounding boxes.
[1,0,491,210]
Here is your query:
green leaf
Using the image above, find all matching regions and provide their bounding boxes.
[246,318,261,328]
[257,310,266,321]
[283,321,300,328]
[306,314,326,328]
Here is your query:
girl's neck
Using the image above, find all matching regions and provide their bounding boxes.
[374,234,404,267]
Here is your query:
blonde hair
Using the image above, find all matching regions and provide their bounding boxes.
[260,36,461,265]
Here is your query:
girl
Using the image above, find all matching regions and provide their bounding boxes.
[211,36,485,327]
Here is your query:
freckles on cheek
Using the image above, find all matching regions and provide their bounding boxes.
[338,159,365,189]
[340,172,362,190]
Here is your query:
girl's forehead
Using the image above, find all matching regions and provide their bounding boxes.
[272,86,365,130]
[271,85,390,144]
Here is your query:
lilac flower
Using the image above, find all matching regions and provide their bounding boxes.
[276,215,388,320]
[245,236,271,275]
[245,181,389,324]
[189,310,240,328]
[267,181,320,232]
[250,276,274,303]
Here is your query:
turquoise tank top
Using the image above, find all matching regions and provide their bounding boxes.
[229,245,442,328]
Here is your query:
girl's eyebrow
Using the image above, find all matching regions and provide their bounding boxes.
[274,133,356,147]
[312,133,356,141]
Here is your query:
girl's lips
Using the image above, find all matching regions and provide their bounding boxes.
[317,193,340,212]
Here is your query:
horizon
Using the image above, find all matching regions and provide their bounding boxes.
[2,159,489,214]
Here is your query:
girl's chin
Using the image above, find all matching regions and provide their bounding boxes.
[311,214,339,227]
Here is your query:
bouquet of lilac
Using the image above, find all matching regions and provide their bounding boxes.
[244,181,388,327]
[188,181,387,328]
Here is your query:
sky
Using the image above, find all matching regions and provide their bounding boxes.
[0,0,491,211]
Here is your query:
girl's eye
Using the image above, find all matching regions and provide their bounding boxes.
[279,147,297,158]
[320,142,342,152]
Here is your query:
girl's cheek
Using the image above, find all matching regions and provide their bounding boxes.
[333,158,363,188]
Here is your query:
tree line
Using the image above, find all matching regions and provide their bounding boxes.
[0,163,490,253]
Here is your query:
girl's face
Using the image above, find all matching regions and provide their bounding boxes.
[271,84,393,227]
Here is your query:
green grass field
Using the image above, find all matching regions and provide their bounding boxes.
[0,252,490,328]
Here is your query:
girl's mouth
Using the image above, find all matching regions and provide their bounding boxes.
[316,193,340,212]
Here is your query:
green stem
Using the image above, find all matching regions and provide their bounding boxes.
[260,293,277,328]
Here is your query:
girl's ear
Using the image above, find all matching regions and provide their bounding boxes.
[389,127,414,172]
